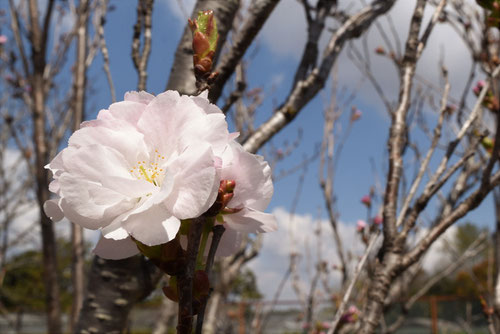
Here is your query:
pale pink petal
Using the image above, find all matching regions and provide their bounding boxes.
[108,101,147,126]
[224,207,277,233]
[103,176,156,198]
[58,174,134,228]
[191,93,223,115]
[43,199,64,222]
[61,145,132,182]
[229,132,240,141]
[178,113,229,155]
[101,213,130,240]
[221,143,273,211]
[60,199,110,230]
[138,91,206,155]
[216,227,242,256]
[68,125,148,166]
[123,204,180,246]
[48,180,60,194]
[163,143,218,219]
[124,91,155,104]
[93,236,139,260]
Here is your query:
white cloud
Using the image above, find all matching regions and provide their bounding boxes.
[249,207,459,301]
[259,1,307,59]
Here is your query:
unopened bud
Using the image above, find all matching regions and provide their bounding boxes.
[361,195,371,207]
[189,10,218,81]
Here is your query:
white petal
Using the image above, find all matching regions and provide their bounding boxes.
[124,91,155,105]
[215,227,242,257]
[58,175,135,230]
[123,204,180,246]
[43,199,64,222]
[224,207,278,233]
[164,143,218,219]
[93,236,139,260]
[221,142,273,211]
[191,92,223,114]
[101,214,130,240]
[108,101,147,126]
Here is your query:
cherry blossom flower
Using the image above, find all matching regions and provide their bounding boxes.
[0,35,7,44]
[213,141,277,256]
[45,90,231,259]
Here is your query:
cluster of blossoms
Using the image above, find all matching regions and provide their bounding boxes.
[44,90,277,259]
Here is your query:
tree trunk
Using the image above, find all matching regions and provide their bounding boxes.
[359,252,401,334]
[74,255,161,334]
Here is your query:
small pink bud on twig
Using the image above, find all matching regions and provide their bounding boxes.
[361,195,371,207]
[356,220,367,232]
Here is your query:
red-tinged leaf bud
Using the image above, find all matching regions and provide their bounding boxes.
[188,10,218,81]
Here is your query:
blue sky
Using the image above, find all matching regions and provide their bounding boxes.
[2,0,497,299]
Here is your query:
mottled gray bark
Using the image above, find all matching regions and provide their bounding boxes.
[166,0,240,95]
[74,256,161,334]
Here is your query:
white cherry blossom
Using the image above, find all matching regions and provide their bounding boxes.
[45,91,231,259]
[215,141,277,256]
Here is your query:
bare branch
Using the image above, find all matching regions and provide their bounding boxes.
[208,0,280,102]
[243,0,397,154]
[132,0,154,91]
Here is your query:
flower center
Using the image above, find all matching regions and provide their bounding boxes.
[129,149,166,186]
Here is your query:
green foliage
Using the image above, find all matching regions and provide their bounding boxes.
[428,222,490,298]
[229,268,262,300]
[0,238,91,312]
[441,222,488,257]
[476,0,500,29]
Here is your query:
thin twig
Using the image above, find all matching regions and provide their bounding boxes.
[327,232,380,334]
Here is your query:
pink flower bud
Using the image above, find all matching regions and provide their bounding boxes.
[0,35,7,44]
[361,195,371,207]
[473,80,485,96]
[356,220,367,232]
[373,215,382,225]
[350,108,362,122]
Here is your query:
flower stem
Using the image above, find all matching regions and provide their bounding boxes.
[196,218,213,270]
[177,217,204,334]
[195,224,226,334]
